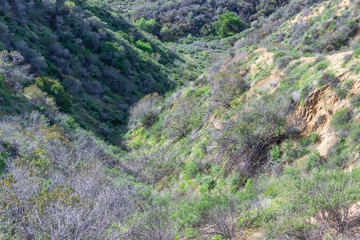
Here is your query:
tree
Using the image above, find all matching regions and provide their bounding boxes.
[135,40,153,54]
[212,12,246,37]
[34,77,72,112]
[135,17,158,34]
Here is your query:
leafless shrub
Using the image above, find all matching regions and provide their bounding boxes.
[124,144,181,187]
[215,95,293,174]
[0,112,142,239]
[0,51,33,89]
[129,92,164,129]
[274,170,360,240]
[202,197,257,239]
[209,71,249,109]
[123,207,175,240]
[163,94,202,139]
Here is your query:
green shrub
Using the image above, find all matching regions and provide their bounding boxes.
[297,147,310,158]
[274,51,300,69]
[330,108,353,137]
[64,1,75,10]
[163,95,204,140]
[171,199,211,228]
[269,168,360,239]
[135,17,158,34]
[350,123,360,145]
[315,60,330,73]
[216,95,291,174]
[212,12,246,37]
[0,74,4,88]
[101,41,125,68]
[309,132,319,143]
[350,94,360,108]
[34,77,72,112]
[305,150,322,172]
[135,40,153,53]
[327,142,350,169]
[318,72,339,87]
[275,55,294,69]
[334,86,347,99]
[228,172,244,193]
[183,160,200,179]
[353,44,360,58]
[0,152,7,174]
[0,89,10,105]
[183,227,200,239]
[270,145,281,164]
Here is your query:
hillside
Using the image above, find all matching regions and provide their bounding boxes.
[110,0,289,40]
[0,0,198,143]
[1,0,360,239]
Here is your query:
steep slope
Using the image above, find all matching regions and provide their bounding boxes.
[0,52,152,239]
[1,0,360,239]
[0,0,193,142]
[119,0,360,238]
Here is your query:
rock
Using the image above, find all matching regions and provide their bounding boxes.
[291,91,301,104]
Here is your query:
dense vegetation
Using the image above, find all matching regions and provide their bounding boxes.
[0,0,196,142]
[1,0,360,239]
[113,0,291,40]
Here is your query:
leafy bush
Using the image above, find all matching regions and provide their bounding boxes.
[350,123,360,145]
[334,86,347,99]
[318,72,339,87]
[315,60,330,73]
[330,108,353,137]
[273,51,300,69]
[213,12,247,37]
[350,94,360,108]
[135,17,158,34]
[135,40,153,53]
[24,85,57,114]
[183,160,200,179]
[327,139,351,168]
[34,77,72,112]
[305,150,322,172]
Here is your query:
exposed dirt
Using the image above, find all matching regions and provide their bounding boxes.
[291,3,326,24]
[294,85,343,155]
[249,48,275,75]
[239,49,281,100]
[214,45,360,158]
[336,0,352,16]
[291,49,359,156]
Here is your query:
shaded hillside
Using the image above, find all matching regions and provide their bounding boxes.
[0,0,192,142]
[107,0,290,40]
